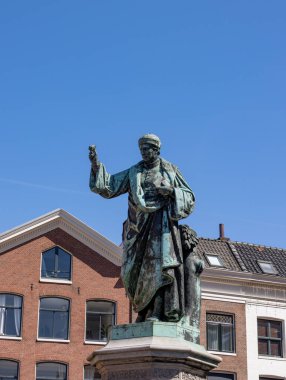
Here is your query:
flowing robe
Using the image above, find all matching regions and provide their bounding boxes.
[90,158,195,321]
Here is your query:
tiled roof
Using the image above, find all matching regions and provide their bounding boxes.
[197,238,243,272]
[232,242,286,277]
[197,237,286,278]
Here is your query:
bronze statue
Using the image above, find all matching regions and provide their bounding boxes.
[89,134,203,332]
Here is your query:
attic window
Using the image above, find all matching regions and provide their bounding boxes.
[205,254,224,267]
[257,261,277,275]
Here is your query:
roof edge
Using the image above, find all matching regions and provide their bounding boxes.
[0,209,122,266]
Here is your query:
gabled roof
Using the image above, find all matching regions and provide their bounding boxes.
[2,210,286,279]
[197,238,243,272]
[0,209,122,266]
[197,237,286,279]
[232,242,286,277]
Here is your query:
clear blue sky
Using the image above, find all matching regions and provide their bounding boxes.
[0,1,285,248]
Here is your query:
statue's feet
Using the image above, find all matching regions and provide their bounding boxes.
[146,316,159,322]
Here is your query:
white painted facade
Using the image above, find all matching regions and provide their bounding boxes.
[246,300,286,380]
[201,269,286,380]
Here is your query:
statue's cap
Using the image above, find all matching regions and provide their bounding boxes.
[138,134,161,149]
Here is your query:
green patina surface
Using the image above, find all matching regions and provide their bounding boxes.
[110,320,200,344]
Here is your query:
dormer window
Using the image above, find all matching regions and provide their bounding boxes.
[205,254,224,267]
[41,247,72,282]
[257,261,277,275]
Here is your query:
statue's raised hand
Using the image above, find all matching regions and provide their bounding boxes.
[89,145,99,172]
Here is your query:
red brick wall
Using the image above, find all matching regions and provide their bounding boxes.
[0,228,130,379]
[201,299,247,380]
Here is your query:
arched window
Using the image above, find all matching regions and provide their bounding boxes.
[84,365,101,379]
[0,360,19,379]
[0,294,22,337]
[41,247,72,281]
[208,374,235,380]
[36,362,67,380]
[38,298,70,340]
[85,301,115,342]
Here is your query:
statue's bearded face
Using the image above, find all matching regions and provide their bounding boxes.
[140,143,159,163]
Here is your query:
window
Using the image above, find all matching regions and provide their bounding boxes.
[36,362,67,380]
[208,374,235,380]
[0,294,22,337]
[258,319,282,357]
[257,261,277,275]
[205,254,223,267]
[84,365,101,379]
[0,360,19,379]
[38,298,70,340]
[86,301,115,342]
[207,313,235,353]
[41,247,72,281]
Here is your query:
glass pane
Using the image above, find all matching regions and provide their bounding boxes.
[221,325,233,352]
[39,310,54,338]
[5,309,21,336]
[270,340,282,356]
[258,339,268,355]
[36,362,67,380]
[270,321,281,338]
[53,312,69,339]
[208,374,234,380]
[206,255,222,266]
[86,313,100,341]
[87,301,114,314]
[42,249,56,278]
[1,295,21,308]
[207,323,219,351]
[258,262,276,274]
[0,360,18,378]
[41,298,69,312]
[84,366,101,379]
[258,320,268,337]
[100,314,113,341]
[57,249,71,280]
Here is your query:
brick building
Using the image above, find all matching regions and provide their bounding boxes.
[1,210,286,380]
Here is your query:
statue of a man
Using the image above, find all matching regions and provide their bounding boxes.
[89,134,197,323]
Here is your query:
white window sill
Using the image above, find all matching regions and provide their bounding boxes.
[84,340,107,346]
[0,336,22,341]
[37,338,70,343]
[40,279,72,285]
[208,351,236,356]
[258,355,286,361]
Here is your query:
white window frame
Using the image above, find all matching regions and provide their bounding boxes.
[205,253,224,267]
[206,312,235,354]
[40,246,73,284]
[84,299,116,345]
[257,317,284,358]
[37,296,71,343]
[0,293,23,340]
[0,359,20,379]
[35,361,68,380]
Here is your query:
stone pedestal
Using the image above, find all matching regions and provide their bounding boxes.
[88,322,221,380]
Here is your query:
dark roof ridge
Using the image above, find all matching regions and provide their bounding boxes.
[198,237,286,252]
[232,240,286,252]
[227,242,248,272]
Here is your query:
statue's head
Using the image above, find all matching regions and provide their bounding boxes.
[138,134,161,163]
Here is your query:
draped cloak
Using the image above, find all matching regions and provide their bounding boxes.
[90,158,195,320]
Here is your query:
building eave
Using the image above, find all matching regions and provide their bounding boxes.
[0,209,122,266]
[202,267,286,286]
